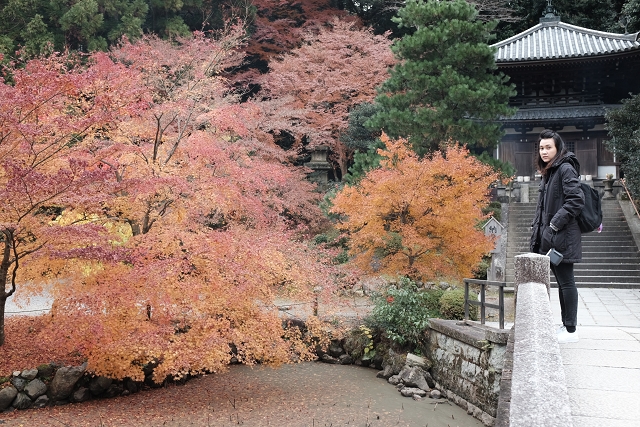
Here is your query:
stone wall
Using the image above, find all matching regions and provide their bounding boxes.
[1,361,161,412]
[427,319,509,426]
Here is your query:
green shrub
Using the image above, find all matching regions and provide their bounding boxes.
[422,287,444,314]
[482,201,502,223]
[439,288,477,321]
[313,228,350,265]
[473,255,491,280]
[332,249,349,265]
[345,325,376,360]
[367,277,440,349]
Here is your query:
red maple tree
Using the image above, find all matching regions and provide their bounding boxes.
[17,30,342,381]
[0,51,145,345]
[258,18,396,178]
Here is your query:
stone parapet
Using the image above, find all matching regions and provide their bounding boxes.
[427,319,509,424]
[507,253,573,427]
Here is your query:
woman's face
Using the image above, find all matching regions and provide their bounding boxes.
[539,138,558,164]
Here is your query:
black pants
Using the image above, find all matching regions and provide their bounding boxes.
[551,262,578,331]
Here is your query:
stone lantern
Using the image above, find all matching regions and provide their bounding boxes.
[304,145,332,185]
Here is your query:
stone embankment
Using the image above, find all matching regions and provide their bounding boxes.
[1,346,440,415]
[2,323,506,427]
[1,361,152,412]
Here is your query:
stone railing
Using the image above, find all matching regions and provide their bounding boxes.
[495,253,573,427]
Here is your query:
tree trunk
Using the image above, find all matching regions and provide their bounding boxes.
[0,293,6,346]
[1,232,14,346]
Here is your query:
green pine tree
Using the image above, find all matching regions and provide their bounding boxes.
[605,94,640,200]
[621,0,640,32]
[367,0,515,155]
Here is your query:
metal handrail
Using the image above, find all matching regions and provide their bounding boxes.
[620,178,640,219]
[463,278,508,329]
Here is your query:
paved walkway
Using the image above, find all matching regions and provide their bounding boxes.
[550,288,640,427]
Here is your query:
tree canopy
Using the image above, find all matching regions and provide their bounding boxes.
[0,28,342,381]
[331,133,497,281]
[367,0,514,156]
[495,0,627,39]
[606,94,640,200]
[258,18,395,179]
[621,0,640,32]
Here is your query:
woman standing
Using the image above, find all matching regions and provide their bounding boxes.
[530,129,585,343]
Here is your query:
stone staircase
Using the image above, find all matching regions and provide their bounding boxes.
[506,185,640,288]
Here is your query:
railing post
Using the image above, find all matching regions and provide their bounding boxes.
[464,280,470,321]
[499,287,504,330]
[480,282,486,324]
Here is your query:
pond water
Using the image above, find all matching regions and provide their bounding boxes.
[1,362,484,427]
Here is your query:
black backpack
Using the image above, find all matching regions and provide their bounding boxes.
[576,183,602,233]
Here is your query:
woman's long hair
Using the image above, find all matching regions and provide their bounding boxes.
[536,129,566,177]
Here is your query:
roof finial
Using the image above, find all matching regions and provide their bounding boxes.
[540,0,560,23]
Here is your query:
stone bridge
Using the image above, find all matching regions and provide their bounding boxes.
[496,253,640,427]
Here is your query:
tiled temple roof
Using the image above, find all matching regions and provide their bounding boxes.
[501,105,620,121]
[492,14,640,63]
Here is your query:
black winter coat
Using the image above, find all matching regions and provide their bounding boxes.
[530,152,585,263]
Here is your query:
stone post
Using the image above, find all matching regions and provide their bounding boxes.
[513,253,550,308]
[520,183,529,203]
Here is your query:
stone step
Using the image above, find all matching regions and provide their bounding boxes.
[507,262,640,269]
[550,282,640,289]
[508,213,626,219]
[506,243,638,253]
[506,236,636,241]
[509,204,622,209]
[503,280,640,289]
[506,259,640,269]
[507,238,638,245]
[508,211,625,217]
[507,256,640,264]
[507,232,632,239]
[565,276,640,284]
[506,245,639,252]
[567,269,640,277]
[506,233,634,240]
[505,276,640,287]
[509,201,620,209]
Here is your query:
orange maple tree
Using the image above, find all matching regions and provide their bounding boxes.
[330,133,498,281]
[29,30,340,381]
[258,18,395,179]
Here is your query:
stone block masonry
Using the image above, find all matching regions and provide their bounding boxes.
[427,318,509,426]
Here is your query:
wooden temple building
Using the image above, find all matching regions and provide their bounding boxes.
[491,4,640,179]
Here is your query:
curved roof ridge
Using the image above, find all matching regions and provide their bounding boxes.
[553,21,640,42]
[492,19,640,63]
